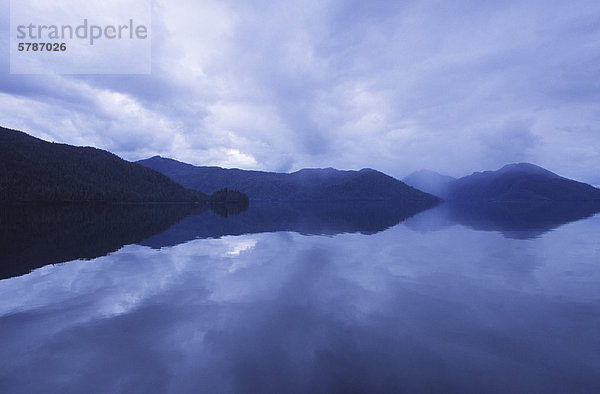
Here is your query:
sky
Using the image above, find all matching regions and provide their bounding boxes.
[1,0,599,184]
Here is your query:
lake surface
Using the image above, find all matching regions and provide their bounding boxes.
[1,204,599,393]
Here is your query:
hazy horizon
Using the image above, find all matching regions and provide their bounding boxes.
[139,153,596,184]
[1,0,599,185]
[2,123,598,185]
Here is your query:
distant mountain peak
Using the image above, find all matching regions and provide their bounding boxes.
[409,169,448,176]
[447,162,600,203]
[404,169,455,180]
[294,167,338,173]
[402,169,456,198]
[143,155,180,163]
[496,162,560,178]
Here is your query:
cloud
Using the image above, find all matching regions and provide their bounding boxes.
[0,0,599,181]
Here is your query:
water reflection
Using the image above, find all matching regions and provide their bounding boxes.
[2,199,600,280]
[406,201,600,239]
[0,201,431,278]
[0,204,202,279]
[141,201,431,249]
[0,216,599,392]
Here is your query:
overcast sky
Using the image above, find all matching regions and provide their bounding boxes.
[1,0,599,183]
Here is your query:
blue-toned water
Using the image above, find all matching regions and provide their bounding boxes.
[0,206,599,393]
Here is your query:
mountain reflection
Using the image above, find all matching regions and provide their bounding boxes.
[406,201,600,239]
[141,201,431,249]
[0,204,203,279]
[2,199,598,280]
[1,217,599,393]
[0,201,427,279]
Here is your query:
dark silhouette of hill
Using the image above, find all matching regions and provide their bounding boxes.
[140,201,432,249]
[0,127,206,203]
[403,169,456,198]
[137,156,441,206]
[446,163,600,203]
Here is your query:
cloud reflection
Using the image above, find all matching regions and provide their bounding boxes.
[1,218,600,393]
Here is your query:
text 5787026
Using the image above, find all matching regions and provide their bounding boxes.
[18,43,67,51]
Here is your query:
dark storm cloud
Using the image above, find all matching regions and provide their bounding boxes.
[1,0,599,181]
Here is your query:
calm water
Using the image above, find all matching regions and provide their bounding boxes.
[0,204,599,393]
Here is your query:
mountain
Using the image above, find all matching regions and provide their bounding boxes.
[446,163,600,203]
[403,169,456,198]
[0,127,207,203]
[137,156,441,206]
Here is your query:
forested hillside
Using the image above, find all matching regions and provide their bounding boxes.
[446,163,600,203]
[138,156,441,206]
[0,127,206,203]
